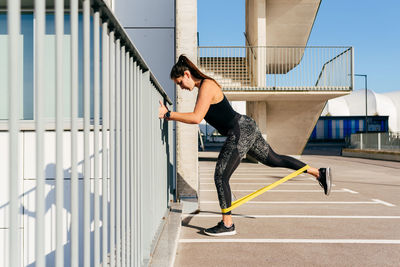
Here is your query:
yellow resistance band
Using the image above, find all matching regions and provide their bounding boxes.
[221,165,310,213]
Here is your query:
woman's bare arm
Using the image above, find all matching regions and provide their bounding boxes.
[159,80,219,124]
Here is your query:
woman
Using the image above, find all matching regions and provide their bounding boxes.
[158,55,332,236]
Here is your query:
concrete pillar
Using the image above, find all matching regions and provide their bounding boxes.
[246,101,267,140]
[246,0,266,87]
[248,99,327,156]
[175,0,199,203]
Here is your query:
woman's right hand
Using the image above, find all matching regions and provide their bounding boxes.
[158,100,169,119]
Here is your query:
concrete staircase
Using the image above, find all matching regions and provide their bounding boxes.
[199,57,252,88]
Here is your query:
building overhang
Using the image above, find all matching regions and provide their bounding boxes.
[225,90,350,102]
[265,0,321,47]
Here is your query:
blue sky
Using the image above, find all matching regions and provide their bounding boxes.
[198,0,400,93]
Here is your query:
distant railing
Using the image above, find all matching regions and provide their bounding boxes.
[349,132,400,151]
[197,46,353,91]
[3,0,174,267]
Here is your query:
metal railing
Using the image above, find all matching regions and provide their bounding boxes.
[2,0,174,266]
[349,132,400,151]
[198,46,353,91]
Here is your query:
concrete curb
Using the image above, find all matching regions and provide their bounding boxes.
[342,148,400,162]
[149,202,183,267]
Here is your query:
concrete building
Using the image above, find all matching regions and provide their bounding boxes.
[322,89,400,133]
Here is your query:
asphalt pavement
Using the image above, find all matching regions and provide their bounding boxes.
[174,152,400,266]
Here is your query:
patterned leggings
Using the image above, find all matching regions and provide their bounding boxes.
[214,114,307,214]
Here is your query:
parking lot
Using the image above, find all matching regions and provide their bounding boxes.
[175,152,400,266]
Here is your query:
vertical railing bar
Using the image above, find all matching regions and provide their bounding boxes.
[109,30,116,267]
[115,39,121,267]
[296,48,299,89]
[93,10,100,267]
[8,0,21,266]
[139,68,143,265]
[83,1,91,266]
[307,47,309,88]
[121,45,126,267]
[34,0,45,266]
[134,63,139,267]
[125,51,130,267]
[129,57,134,266]
[70,0,79,266]
[233,47,235,86]
[55,0,64,265]
[102,19,109,267]
[133,62,138,267]
[286,47,288,88]
[351,47,354,90]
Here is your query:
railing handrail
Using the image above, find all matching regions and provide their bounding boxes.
[91,0,172,104]
[198,45,352,49]
[197,46,353,91]
[315,47,352,87]
[243,32,257,60]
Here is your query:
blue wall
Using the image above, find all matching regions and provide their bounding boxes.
[310,116,389,141]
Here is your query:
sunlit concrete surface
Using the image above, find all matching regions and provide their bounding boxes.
[174,152,400,266]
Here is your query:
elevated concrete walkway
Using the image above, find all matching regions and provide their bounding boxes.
[227,91,350,155]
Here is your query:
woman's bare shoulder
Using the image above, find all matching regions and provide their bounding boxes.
[202,79,223,104]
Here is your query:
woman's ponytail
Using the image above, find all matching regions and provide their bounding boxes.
[170,54,221,88]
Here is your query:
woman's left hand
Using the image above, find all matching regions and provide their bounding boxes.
[158,100,169,119]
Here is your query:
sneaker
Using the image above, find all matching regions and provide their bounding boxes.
[318,167,332,195]
[204,221,236,236]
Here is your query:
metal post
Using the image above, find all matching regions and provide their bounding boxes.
[129,57,134,266]
[115,39,121,267]
[55,0,64,265]
[109,30,116,267]
[365,75,368,133]
[134,63,139,266]
[121,45,126,267]
[102,19,109,267]
[125,51,130,267]
[8,0,21,266]
[93,10,100,267]
[355,74,368,133]
[378,132,381,150]
[70,0,79,266]
[34,0,45,266]
[83,1,91,266]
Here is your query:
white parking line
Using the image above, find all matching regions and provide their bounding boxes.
[200,200,390,206]
[342,188,359,194]
[182,214,400,219]
[200,189,346,193]
[200,178,313,181]
[201,182,335,186]
[179,239,400,244]
[372,199,396,207]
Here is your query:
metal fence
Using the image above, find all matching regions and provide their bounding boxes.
[349,132,400,151]
[198,46,353,91]
[2,0,174,266]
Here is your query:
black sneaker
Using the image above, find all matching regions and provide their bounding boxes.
[204,221,236,236]
[318,167,332,195]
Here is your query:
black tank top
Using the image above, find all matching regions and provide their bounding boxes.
[202,79,239,136]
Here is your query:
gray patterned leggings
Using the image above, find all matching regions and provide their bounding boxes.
[214,114,307,214]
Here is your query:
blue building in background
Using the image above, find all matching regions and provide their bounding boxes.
[309,116,389,141]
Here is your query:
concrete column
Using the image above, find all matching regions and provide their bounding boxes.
[175,0,199,203]
[246,101,267,140]
[246,0,266,87]
[246,98,327,156]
